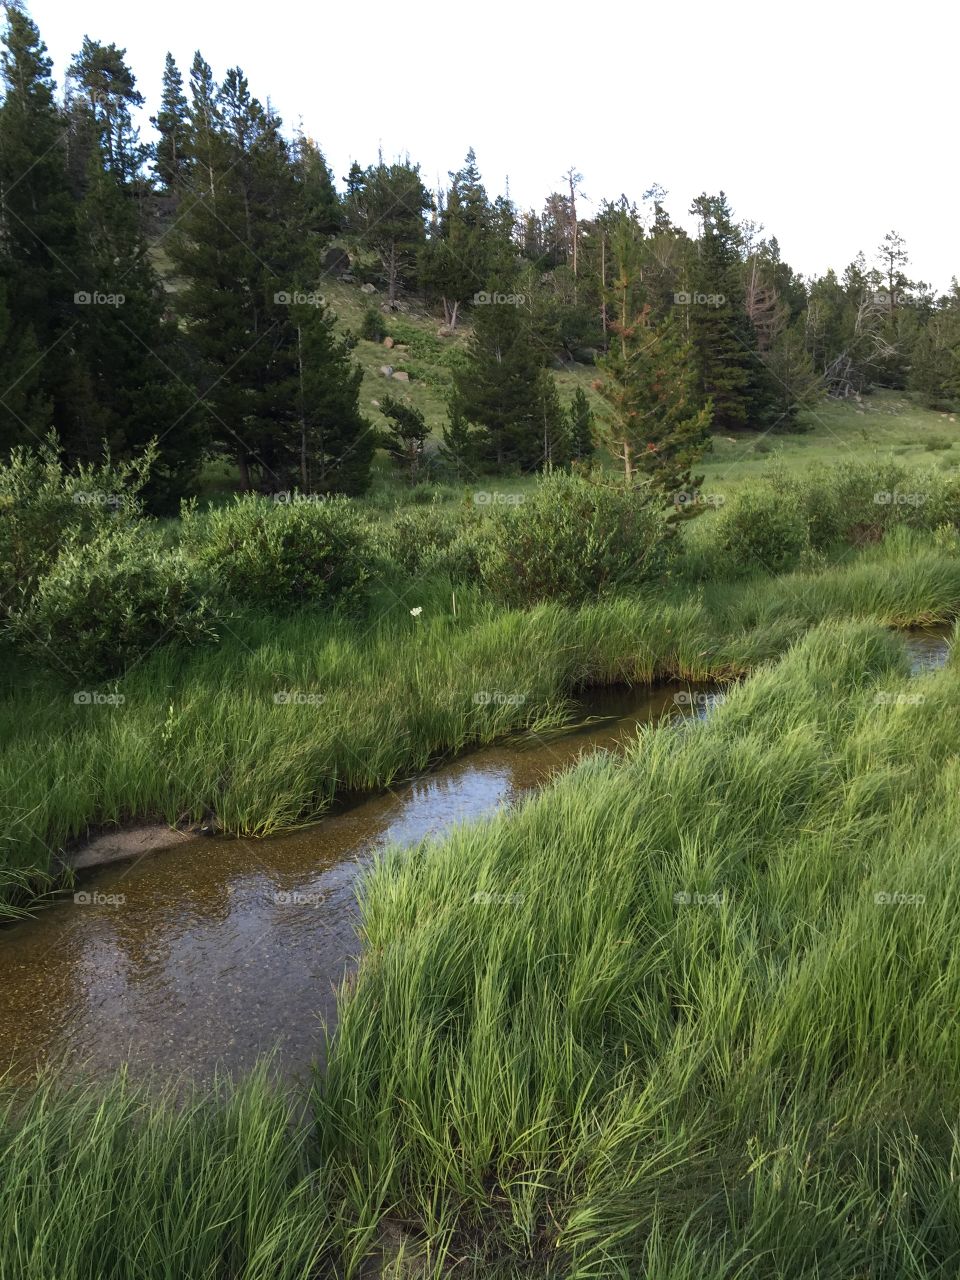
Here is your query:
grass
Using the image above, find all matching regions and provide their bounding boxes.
[314,618,960,1276]
[0,1066,329,1280]
[8,619,958,1275]
[4,530,960,916]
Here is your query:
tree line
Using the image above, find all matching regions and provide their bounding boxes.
[0,3,958,507]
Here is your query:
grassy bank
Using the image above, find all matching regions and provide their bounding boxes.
[4,530,960,916]
[4,616,960,1276]
[316,618,960,1276]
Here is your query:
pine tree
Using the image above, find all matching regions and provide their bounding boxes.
[151,52,189,189]
[439,398,483,479]
[596,307,712,493]
[67,37,146,185]
[537,372,570,470]
[420,147,496,329]
[344,159,431,304]
[0,4,81,443]
[293,132,341,241]
[298,302,372,494]
[687,192,773,431]
[451,292,545,471]
[567,386,595,463]
[379,392,428,482]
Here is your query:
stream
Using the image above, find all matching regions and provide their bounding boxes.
[0,628,950,1084]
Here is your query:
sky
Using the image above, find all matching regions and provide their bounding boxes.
[26,0,960,293]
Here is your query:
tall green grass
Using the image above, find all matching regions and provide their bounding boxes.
[313,620,960,1276]
[0,1066,328,1280]
[3,530,960,915]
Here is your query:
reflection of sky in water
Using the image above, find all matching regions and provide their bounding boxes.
[2,635,950,1085]
[0,685,682,1083]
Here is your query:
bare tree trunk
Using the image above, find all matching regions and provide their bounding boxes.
[237,451,251,491]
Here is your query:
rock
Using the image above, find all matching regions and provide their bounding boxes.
[392,370,410,381]
[370,399,380,408]
[379,365,394,378]
[383,336,394,349]
[339,272,354,283]
[360,282,377,295]
[323,246,350,275]
[437,326,454,338]
[572,346,598,365]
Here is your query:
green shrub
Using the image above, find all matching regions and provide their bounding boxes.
[0,437,148,615]
[185,494,373,614]
[478,472,673,606]
[714,484,808,574]
[8,525,216,678]
[373,502,484,582]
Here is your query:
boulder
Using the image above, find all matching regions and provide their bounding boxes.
[360,282,377,295]
[392,370,410,382]
[323,246,350,275]
[383,336,394,349]
[379,365,394,378]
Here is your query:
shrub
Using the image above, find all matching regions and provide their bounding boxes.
[185,494,373,614]
[714,484,808,575]
[0,437,149,615]
[373,502,484,582]
[478,473,673,607]
[8,525,216,678]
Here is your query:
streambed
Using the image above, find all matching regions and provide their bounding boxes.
[0,629,949,1084]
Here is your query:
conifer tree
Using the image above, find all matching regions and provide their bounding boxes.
[567,385,595,463]
[451,293,545,471]
[379,391,428,482]
[151,52,189,189]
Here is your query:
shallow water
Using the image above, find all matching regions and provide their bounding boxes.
[0,685,690,1084]
[0,626,949,1086]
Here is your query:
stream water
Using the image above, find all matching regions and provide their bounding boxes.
[0,628,950,1084]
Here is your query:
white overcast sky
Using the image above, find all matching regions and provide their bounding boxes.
[25,0,959,292]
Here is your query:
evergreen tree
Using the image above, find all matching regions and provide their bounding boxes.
[298,302,372,494]
[567,385,595,463]
[596,305,712,493]
[344,158,431,304]
[687,192,774,431]
[293,132,341,241]
[379,391,428,482]
[0,4,81,443]
[151,52,189,189]
[439,397,483,479]
[420,147,496,329]
[67,37,146,185]
[451,292,545,470]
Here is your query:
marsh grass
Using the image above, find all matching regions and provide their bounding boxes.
[313,619,960,1276]
[3,532,960,915]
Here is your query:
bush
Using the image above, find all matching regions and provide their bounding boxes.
[478,473,673,607]
[373,502,484,582]
[185,494,373,614]
[8,525,216,678]
[714,485,808,575]
[0,437,148,615]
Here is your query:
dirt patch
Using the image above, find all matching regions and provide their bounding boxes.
[69,824,199,871]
